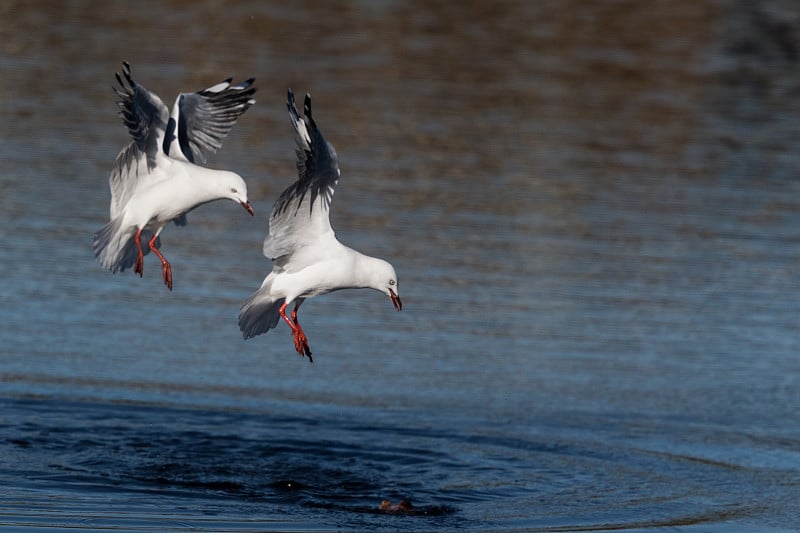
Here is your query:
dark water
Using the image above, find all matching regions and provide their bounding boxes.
[0,397,793,532]
[1,1,800,531]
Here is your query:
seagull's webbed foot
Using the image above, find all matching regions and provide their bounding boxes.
[134,255,144,278]
[292,327,312,362]
[280,301,312,362]
[161,261,173,291]
[147,233,172,291]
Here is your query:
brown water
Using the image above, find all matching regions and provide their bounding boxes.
[1,1,799,531]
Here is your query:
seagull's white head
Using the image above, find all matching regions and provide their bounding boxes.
[370,259,402,312]
[218,171,254,216]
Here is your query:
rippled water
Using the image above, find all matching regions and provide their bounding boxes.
[1,1,800,531]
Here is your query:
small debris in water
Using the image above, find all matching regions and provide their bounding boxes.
[379,499,413,513]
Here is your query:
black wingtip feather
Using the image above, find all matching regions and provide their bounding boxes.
[303,93,312,119]
[120,61,135,88]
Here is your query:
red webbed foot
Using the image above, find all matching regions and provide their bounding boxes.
[161,261,173,291]
[292,327,312,362]
[134,255,144,278]
[280,301,312,362]
[148,233,172,291]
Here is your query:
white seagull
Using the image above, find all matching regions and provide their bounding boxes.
[92,61,256,290]
[238,90,402,362]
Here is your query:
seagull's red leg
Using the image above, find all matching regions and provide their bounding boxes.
[147,234,172,291]
[291,303,311,359]
[279,302,305,356]
[279,302,312,361]
[133,228,144,278]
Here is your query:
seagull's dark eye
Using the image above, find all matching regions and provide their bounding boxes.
[230,187,238,194]
[389,279,396,286]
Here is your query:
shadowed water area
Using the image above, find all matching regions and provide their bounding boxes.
[1,1,799,531]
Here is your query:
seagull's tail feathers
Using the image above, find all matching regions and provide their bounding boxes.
[239,276,284,340]
[92,217,156,273]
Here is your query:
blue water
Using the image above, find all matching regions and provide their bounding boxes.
[2,1,800,531]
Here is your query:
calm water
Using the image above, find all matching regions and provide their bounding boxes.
[1,1,800,531]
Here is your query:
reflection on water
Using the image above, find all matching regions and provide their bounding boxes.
[1,1,799,531]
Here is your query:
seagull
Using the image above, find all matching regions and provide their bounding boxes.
[92,61,256,290]
[238,90,402,362]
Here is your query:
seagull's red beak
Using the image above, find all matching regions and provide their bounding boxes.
[241,201,255,216]
[389,288,402,312]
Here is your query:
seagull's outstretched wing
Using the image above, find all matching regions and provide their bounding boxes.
[165,77,257,165]
[109,61,170,218]
[263,90,341,262]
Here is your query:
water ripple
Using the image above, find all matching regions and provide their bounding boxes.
[1,396,792,531]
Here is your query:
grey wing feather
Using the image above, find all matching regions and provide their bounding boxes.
[167,77,257,164]
[113,61,169,171]
[272,90,339,216]
[108,62,170,218]
[263,90,339,260]
[108,142,143,219]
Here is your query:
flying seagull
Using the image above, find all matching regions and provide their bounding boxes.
[93,61,256,290]
[238,90,402,362]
